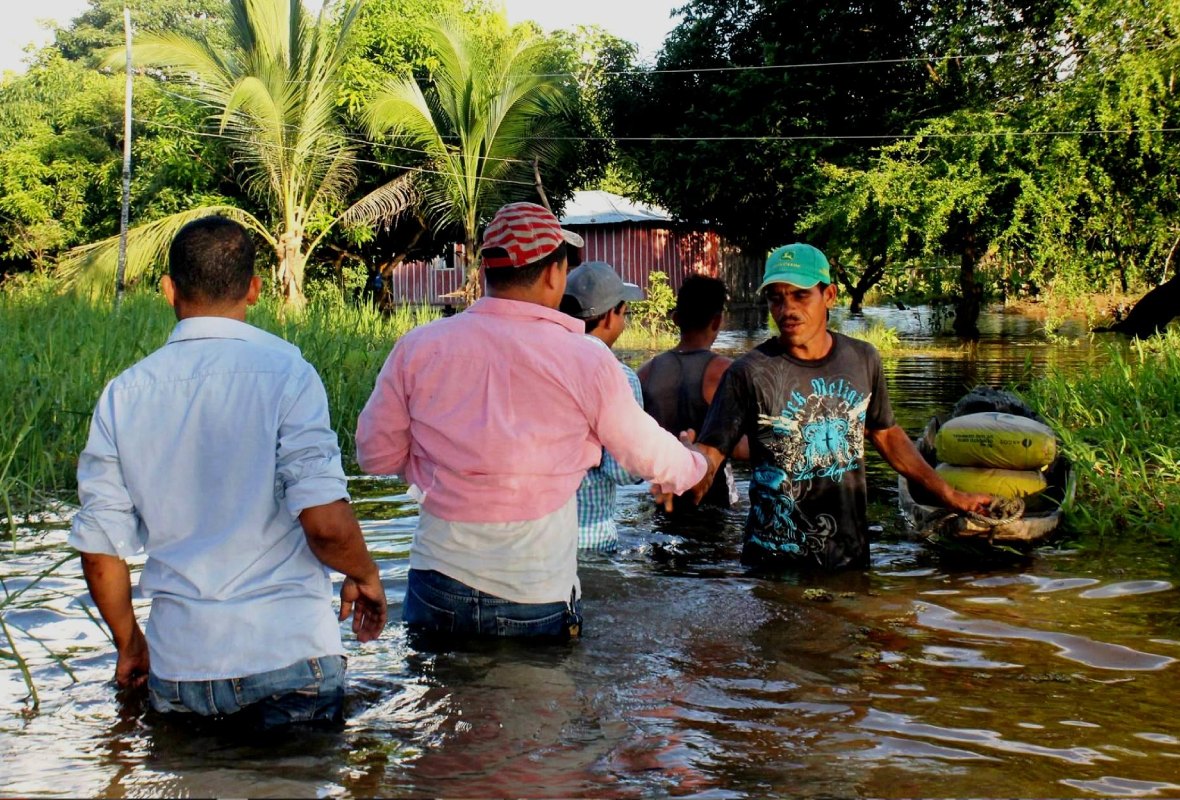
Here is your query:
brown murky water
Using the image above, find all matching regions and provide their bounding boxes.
[2,308,1178,798]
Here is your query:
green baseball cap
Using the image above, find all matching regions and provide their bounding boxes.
[758,243,831,292]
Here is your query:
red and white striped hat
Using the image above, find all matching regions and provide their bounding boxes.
[481,202,584,269]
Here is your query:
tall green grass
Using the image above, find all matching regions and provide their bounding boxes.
[0,278,435,523]
[1026,330,1180,542]
[845,321,902,353]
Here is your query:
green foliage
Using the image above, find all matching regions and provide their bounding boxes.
[0,280,436,518]
[51,0,228,65]
[616,0,1180,333]
[626,270,677,338]
[0,53,235,277]
[610,0,937,250]
[332,0,483,115]
[322,3,627,278]
[537,26,637,208]
[1026,330,1180,542]
[54,0,423,306]
[845,321,902,353]
[363,13,584,285]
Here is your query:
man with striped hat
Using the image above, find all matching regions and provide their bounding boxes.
[357,202,708,641]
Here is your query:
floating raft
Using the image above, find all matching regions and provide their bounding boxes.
[898,388,1076,548]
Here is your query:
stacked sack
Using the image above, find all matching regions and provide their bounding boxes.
[934,412,1058,507]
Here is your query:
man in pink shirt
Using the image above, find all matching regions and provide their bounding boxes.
[356,202,708,640]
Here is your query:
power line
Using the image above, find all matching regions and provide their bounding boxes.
[150,83,533,166]
[528,43,1174,78]
[140,119,540,187]
[139,75,1180,152]
[497,127,1180,142]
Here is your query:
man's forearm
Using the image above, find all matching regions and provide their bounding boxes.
[299,500,380,582]
[870,425,955,504]
[80,552,140,649]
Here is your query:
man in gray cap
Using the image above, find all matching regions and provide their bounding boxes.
[560,261,646,552]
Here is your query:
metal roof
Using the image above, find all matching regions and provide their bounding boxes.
[559,190,672,226]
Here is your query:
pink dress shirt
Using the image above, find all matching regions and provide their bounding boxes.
[356,297,707,523]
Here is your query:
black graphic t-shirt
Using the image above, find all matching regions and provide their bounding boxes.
[698,333,895,569]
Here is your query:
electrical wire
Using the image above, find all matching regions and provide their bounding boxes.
[140,118,540,187]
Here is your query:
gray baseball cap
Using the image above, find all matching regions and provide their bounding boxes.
[562,261,644,318]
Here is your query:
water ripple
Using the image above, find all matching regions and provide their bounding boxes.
[1059,776,1180,797]
[1079,581,1174,599]
[914,602,1175,671]
[859,708,1117,765]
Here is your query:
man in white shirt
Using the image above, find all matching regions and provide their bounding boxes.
[71,216,386,730]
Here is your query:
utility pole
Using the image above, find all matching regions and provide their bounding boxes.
[115,7,133,309]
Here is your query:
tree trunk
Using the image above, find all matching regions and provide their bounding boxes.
[954,231,982,340]
[833,255,887,315]
[1113,239,1129,294]
[461,237,481,304]
[276,230,307,310]
[848,287,866,315]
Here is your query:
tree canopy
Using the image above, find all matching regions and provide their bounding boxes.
[2,0,1178,327]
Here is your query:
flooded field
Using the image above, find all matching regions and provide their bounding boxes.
[2,308,1178,798]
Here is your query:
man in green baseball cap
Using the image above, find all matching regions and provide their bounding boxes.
[681,242,991,572]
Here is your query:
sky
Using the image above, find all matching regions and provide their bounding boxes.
[0,0,683,75]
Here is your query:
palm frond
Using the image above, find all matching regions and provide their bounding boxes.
[302,136,359,217]
[338,173,420,231]
[120,34,235,96]
[57,208,272,298]
[222,75,286,138]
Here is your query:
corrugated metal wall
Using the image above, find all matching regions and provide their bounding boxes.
[385,244,466,305]
[383,227,761,305]
[570,223,761,304]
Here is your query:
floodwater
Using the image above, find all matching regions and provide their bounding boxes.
[3,307,1180,798]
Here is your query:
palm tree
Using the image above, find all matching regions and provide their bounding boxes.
[364,15,568,298]
[59,0,416,308]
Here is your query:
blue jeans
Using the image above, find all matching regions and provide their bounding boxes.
[403,569,582,640]
[148,655,346,730]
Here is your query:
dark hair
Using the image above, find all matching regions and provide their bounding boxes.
[484,243,568,292]
[560,300,625,334]
[675,274,728,331]
[168,216,256,302]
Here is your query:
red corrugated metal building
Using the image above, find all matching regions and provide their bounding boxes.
[383,191,760,305]
[382,244,466,306]
[561,191,761,305]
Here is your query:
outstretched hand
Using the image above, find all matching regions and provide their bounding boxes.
[651,431,722,510]
[339,574,388,643]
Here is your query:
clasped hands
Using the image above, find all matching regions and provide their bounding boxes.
[649,429,724,512]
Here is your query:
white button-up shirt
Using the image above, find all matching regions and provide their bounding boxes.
[69,316,349,681]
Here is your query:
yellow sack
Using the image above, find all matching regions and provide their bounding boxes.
[935,412,1057,470]
[936,464,1048,501]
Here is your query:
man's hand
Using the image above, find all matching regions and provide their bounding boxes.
[115,625,150,689]
[649,483,676,512]
[80,552,150,691]
[685,438,724,505]
[301,500,389,642]
[946,490,994,516]
[339,573,387,643]
[650,431,721,510]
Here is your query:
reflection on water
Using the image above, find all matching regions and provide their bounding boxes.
[3,308,1180,798]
